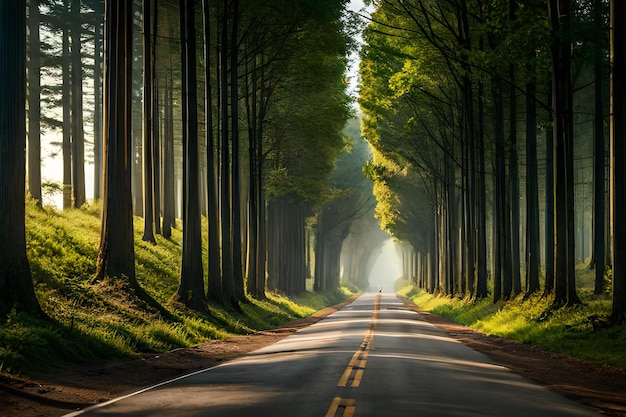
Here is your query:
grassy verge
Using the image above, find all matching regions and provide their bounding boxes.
[399,279,626,369]
[0,201,354,375]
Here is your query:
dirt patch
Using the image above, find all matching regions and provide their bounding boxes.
[2,296,625,417]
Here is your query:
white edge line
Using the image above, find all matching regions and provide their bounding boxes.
[62,298,359,416]
[61,363,225,416]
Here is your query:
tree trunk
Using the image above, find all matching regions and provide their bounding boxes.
[256,113,267,298]
[493,77,506,303]
[142,0,156,244]
[220,0,235,304]
[176,0,206,311]
[509,63,521,297]
[549,0,581,306]
[162,73,176,238]
[230,0,245,301]
[476,79,488,299]
[202,0,222,302]
[96,0,138,288]
[93,18,103,200]
[0,0,42,317]
[71,0,86,208]
[592,0,606,295]
[526,79,541,293]
[62,11,71,210]
[245,61,259,297]
[544,104,555,294]
[151,0,161,235]
[610,0,626,323]
[28,0,41,205]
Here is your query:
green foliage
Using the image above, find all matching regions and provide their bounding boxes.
[262,0,352,207]
[0,204,353,376]
[405,288,626,369]
[290,288,355,312]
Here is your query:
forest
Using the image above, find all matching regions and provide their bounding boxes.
[358,0,626,325]
[1,0,626,377]
[0,0,386,322]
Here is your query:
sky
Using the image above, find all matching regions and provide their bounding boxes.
[346,0,373,100]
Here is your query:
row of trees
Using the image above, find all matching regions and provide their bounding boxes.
[359,0,626,322]
[25,0,104,209]
[1,0,357,318]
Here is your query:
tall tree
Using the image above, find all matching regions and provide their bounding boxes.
[62,3,71,209]
[162,72,176,238]
[95,0,138,288]
[93,15,103,200]
[151,1,161,236]
[142,0,156,244]
[548,0,581,306]
[610,0,626,323]
[0,1,42,318]
[230,0,245,301]
[544,108,555,294]
[28,0,42,206]
[220,0,235,304]
[508,0,521,298]
[71,0,86,208]
[525,76,541,293]
[176,0,206,310]
[592,0,606,295]
[203,0,222,302]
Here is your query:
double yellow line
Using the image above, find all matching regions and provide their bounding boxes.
[324,397,356,417]
[325,294,381,417]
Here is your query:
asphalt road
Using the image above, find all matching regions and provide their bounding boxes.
[64,293,601,417]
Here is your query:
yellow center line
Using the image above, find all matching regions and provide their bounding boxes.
[325,397,356,417]
[325,295,381,416]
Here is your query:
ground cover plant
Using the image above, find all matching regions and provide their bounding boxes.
[400,267,626,369]
[0,201,353,375]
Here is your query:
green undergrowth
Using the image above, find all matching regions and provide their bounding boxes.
[399,278,626,369]
[0,200,354,376]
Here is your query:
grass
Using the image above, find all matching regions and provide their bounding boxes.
[399,267,626,369]
[0,200,354,376]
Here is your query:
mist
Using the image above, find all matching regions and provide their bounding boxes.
[367,238,403,292]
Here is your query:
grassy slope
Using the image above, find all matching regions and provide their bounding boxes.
[0,201,353,375]
[399,267,626,369]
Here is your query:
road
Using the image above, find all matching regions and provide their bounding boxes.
[64,293,601,417]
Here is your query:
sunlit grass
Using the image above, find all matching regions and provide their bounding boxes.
[402,279,626,369]
[0,200,355,376]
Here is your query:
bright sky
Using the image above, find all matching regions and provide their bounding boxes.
[346,0,372,99]
[368,238,404,292]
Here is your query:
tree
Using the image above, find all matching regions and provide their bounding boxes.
[202,0,222,302]
[162,72,176,238]
[525,76,541,293]
[230,0,245,301]
[508,0,521,298]
[176,0,206,310]
[548,0,581,306]
[62,2,71,209]
[28,0,42,206]
[0,1,42,317]
[95,0,138,288]
[591,0,607,295]
[93,10,103,200]
[141,0,156,244]
[610,0,626,323]
[220,0,235,304]
[71,0,86,208]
